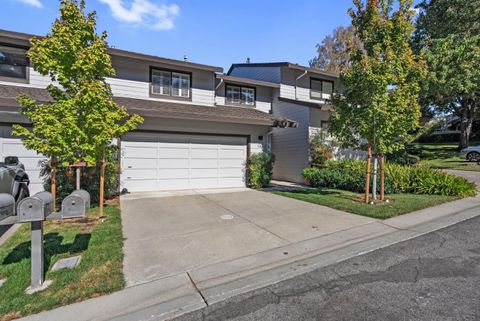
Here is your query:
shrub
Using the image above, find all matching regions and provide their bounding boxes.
[248,153,275,189]
[309,130,336,165]
[41,147,120,205]
[303,160,477,197]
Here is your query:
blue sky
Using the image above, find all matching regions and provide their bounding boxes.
[2,1,362,71]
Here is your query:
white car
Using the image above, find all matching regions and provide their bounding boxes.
[460,146,480,162]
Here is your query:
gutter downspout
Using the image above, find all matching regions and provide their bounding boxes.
[295,70,308,100]
[214,78,224,106]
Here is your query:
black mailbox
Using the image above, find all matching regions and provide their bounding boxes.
[61,189,90,218]
[17,191,54,223]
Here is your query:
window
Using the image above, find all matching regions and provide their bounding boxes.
[310,78,334,100]
[151,68,191,98]
[0,45,28,80]
[226,85,255,106]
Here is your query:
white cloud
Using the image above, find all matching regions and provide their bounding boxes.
[16,0,42,7]
[98,0,179,30]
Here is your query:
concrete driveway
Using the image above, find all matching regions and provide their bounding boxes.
[120,189,375,286]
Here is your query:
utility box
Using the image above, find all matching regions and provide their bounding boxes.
[17,191,54,223]
[61,189,90,218]
[0,193,15,221]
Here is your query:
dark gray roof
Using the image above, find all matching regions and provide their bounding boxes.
[0,85,297,127]
[216,74,280,88]
[0,29,223,73]
[227,62,339,78]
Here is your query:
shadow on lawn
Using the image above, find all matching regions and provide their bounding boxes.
[2,232,91,272]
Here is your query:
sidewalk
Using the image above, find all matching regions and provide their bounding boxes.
[19,196,480,321]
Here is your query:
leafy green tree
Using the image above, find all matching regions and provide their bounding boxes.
[310,25,359,73]
[330,0,426,202]
[414,0,480,149]
[13,0,143,213]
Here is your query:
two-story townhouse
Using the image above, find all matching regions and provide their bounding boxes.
[0,29,295,194]
[228,62,364,183]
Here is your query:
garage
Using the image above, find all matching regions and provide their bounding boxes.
[120,132,248,192]
[0,126,45,195]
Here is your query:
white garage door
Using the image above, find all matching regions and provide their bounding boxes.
[121,132,248,192]
[0,126,46,195]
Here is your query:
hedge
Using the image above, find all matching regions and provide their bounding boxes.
[303,160,477,197]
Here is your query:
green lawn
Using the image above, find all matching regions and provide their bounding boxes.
[414,143,480,172]
[0,205,125,321]
[273,188,458,219]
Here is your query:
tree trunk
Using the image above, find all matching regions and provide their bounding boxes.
[459,99,474,150]
[99,148,105,216]
[51,157,57,207]
[380,155,385,201]
[372,154,378,200]
[365,144,372,203]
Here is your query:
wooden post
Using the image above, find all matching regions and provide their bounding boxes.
[99,148,105,216]
[365,144,372,203]
[380,154,385,201]
[51,157,56,207]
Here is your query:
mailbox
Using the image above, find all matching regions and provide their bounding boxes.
[0,193,15,221]
[61,189,90,218]
[17,191,54,223]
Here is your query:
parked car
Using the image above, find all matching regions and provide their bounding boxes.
[0,156,30,202]
[460,146,480,162]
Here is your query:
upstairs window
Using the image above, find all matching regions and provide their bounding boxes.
[151,68,191,98]
[310,78,334,100]
[226,84,255,106]
[0,45,28,80]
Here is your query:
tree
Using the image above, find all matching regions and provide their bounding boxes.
[414,0,480,149]
[310,25,359,73]
[13,0,143,214]
[330,0,426,202]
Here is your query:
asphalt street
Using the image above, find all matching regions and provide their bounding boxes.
[173,215,480,321]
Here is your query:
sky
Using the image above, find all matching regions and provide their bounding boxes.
[1,1,366,71]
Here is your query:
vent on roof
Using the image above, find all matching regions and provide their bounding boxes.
[246,57,250,64]
[184,54,188,62]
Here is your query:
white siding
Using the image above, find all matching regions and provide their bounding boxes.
[0,67,53,89]
[279,67,337,105]
[279,84,296,100]
[271,96,310,183]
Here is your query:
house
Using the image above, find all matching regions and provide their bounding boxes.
[0,29,297,193]
[228,62,364,183]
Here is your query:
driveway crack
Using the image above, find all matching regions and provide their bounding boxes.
[187,271,208,307]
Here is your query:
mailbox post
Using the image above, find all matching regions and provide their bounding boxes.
[17,191,54,292]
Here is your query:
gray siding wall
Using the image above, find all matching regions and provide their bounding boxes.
[229,66,281,83]
[271,93,310,183]
[110,56,215,106]
[137,117,269,154]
